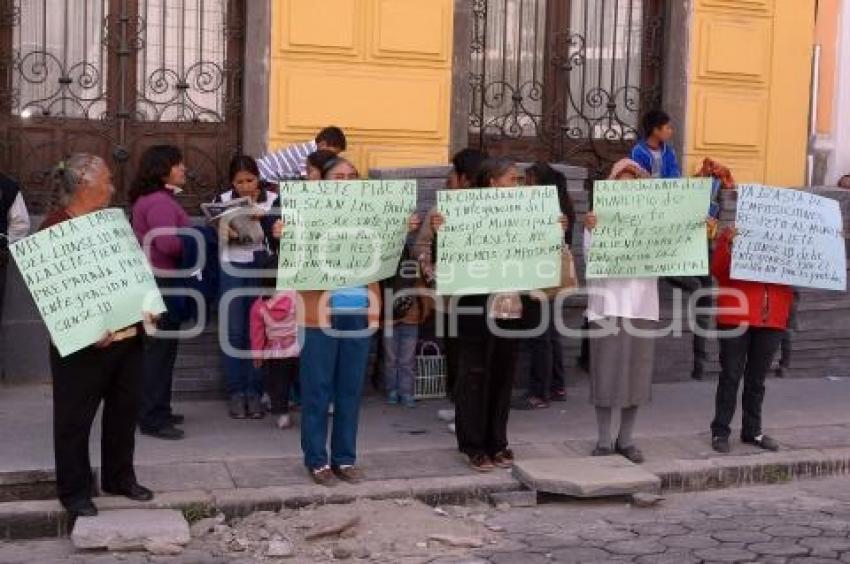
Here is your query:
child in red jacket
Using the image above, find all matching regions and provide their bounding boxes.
[710,226,793,453]
[250,274,300,429]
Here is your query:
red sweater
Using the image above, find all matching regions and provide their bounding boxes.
[711,228,793,330]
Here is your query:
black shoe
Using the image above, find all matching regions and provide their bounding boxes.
[102,483,154,502]
[168,413,185,425]
[140,425,185,440]
[711,436,730,454]
[691,365,704,381]
[742,434,779,451]
[615,442,645,464]
[66,499,98,518]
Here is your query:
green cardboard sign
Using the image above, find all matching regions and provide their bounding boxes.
[9,208,166,357]
[586,177,711,278]
[435,185,563,295]
[276,180,417,290]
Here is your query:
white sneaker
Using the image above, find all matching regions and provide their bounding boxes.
[447,422,456,434]
[437,408,455,423]
[276,414,292,429]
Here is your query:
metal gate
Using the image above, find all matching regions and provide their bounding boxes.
[470,0,665,178]
[0,0,244,213]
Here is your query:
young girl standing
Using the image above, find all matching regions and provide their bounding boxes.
[709,225,792,453]
[215,155,280,419]
[250,266,300,429]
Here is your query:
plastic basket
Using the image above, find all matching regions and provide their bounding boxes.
[414,340,447,399]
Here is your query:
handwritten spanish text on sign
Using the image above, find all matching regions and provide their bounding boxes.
[732,184,846,291]
[277,180,417,290]
[435,186,563,296]
[9,209,166,357]
[586,178,711,279]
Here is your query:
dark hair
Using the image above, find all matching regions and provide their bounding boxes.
[451,148,488,185]
[129,145,183,204]
[306,149,338,172]
[228,154,268,202]
[640,110,671,139]
[320,156,358,180]
[526,161,575,234]
[258,254,279,295]
[474,156,515,188]
[315,126,347,151]
[228,154,260,181]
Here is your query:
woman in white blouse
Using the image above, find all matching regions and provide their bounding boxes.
[215,155,280,419]
[583,158,658,464]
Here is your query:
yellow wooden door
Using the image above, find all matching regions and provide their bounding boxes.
[268,0,454,174]
[684,0,815,185]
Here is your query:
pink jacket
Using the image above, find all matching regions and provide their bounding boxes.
[249,291,300,360]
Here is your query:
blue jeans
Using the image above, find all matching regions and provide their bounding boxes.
[300,314,372,470]
[382,324,418,398]
[219,260,263,398]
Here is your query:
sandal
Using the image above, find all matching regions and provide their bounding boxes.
[468,454,495,472]
[511,396,549,410]
[491,449,515,468]
[549,388,567,402]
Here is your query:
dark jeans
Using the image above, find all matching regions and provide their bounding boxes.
[51,337,143,508]
[711,326,783,440]
[523,299,566,399]
[300,314,372,470]
[382,323,418,398]
[220,261,263,399]
[667,275,713,374]
[264,358,298,414]
[139,313,181,431]
[455,323,519,458]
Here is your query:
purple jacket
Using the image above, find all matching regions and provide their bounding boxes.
[132,189,190,271]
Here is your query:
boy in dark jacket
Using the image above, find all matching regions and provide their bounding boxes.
[630,110,681,178]
[709,227,793,454]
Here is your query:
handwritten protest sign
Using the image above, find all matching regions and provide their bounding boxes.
[435,185,562,295]
[732,184,846,291]
[277,180,417,290]
[586,178,711,278]
[9,209,166,357]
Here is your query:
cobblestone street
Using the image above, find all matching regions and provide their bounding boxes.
[478,476,850,564]
[3,476,850,563]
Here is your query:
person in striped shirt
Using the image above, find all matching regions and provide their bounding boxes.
[257,126,347,183]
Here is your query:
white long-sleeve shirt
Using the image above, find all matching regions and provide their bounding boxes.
[583,228,659,322]
[6,192,30,242]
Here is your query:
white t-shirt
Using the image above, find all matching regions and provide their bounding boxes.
[583,229,659,322]
[216,189,278,264]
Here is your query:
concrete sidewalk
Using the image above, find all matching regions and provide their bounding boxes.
[2,377,850,485]
[4,377,850,539]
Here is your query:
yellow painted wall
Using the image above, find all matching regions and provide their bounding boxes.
[684,0,815,185]
[269,0,454,175]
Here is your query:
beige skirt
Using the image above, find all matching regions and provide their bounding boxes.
[588,318,657,408]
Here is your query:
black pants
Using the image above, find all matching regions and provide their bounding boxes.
[264,358,298,414]
[51,338,143,508]
[455,325,518,458]
[444,334,459,402]
[711,326,783,440]
[139,314,180,431]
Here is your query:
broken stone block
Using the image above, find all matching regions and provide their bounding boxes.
[513,456,661,498]
[71,509,190,551]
